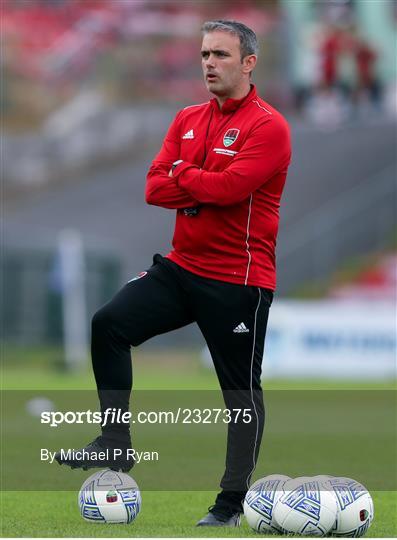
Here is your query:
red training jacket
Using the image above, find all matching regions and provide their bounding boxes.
[146,84,291,290]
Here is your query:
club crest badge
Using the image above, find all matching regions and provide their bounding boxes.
[223,128,240,147]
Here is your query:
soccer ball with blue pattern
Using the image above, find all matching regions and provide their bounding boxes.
[325,477,374,537]
[243,474,290,533]
[78,469,141,524]
[274,477,338,536]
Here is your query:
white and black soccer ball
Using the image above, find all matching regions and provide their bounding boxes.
[325,477,374,537]
[273,477,337,537]
[78,469,141,524]
[243,474,290,533]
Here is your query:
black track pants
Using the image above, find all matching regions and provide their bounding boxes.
[91,254,273,492]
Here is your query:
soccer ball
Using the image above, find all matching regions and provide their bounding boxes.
[273,477,337,536]
[325,477,374,537]
[312,475,334,481]
[244,474,290,533]
[78,469,141,524]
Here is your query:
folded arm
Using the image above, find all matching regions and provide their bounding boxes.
[173,118,291,206]
[146,111,200,209]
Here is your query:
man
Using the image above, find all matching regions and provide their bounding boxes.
[56,20,291,527]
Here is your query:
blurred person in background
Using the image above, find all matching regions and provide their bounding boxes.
[55,19,291,527]
[353,36,381,109]
[305,23,382,127]
[306,25,353,128]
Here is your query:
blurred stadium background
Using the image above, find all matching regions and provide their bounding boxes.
[2,0,396,382]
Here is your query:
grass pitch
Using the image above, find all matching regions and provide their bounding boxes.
[1,491,396,538]
[1,346,396,537]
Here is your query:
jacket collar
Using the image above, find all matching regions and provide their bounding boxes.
[210,84,257,114]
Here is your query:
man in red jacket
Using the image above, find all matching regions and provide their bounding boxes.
[56,20,291,527]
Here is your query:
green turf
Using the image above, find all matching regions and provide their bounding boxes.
[1,346,396,537]
[2,346,396,391]
[3,388,396,492]
[1,491,396,537]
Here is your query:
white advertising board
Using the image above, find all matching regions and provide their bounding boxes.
[263,300,396,379]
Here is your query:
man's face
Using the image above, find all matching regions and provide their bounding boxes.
[201,31,250,97]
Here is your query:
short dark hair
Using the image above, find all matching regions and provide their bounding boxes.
[201,20,259,60]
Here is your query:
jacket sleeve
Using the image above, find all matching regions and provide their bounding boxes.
[146,111,200,209]
[173,117,291,206]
